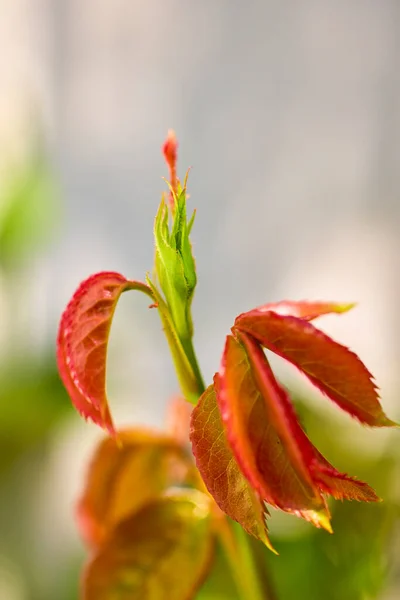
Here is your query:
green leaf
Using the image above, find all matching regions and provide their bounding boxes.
[83,491,214,600]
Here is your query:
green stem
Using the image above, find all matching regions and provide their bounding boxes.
[181,334,206,395]
[235,523,275,600]
[217,517,267,600]
[149,280,205,403]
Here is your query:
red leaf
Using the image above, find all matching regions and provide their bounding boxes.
[217,330,379,531]
[309,454,379,503]
[251,300,355,321]
[235,310,396,427]
[236,332,379,504]
[219,332,332,530]
[57,272,153,434]
[190,383,275,552]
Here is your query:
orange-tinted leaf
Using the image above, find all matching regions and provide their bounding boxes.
[251,300,355,320]
[235,310,396,427]
[77,429,194,548]
[57,272,153,434]
[219,332,332,530]
[190,383,275,552]
[83,491,214,600]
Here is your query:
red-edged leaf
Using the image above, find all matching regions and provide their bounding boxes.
[310,455,379,503]
[218,332,331,531]
[237,335,379,504]
[57,272,153,434]
[77,429,194,548]
[190,383,276,552]
[252,300,355,320]
[235,310,396,427]
[83,491,214,600]
[242,333,379,503]
[218,331,378,529]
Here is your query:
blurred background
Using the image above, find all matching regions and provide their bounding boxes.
[0,1,399,599]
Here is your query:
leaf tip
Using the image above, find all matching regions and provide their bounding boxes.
[331,301,357,314]
[264,534,279,555]
[340,301,357,312]
[297,507,333,533]
[376,414,399,428]
[314,510,333,533]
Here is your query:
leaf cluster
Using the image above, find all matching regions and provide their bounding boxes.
[56,133,398,599]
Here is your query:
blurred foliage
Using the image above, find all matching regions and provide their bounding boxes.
[0,151,68,468]
[0,152,78,600]
[0,357,70,472]
[197,542,240,600]
[0,155,58,271]
[259,497,397,600]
